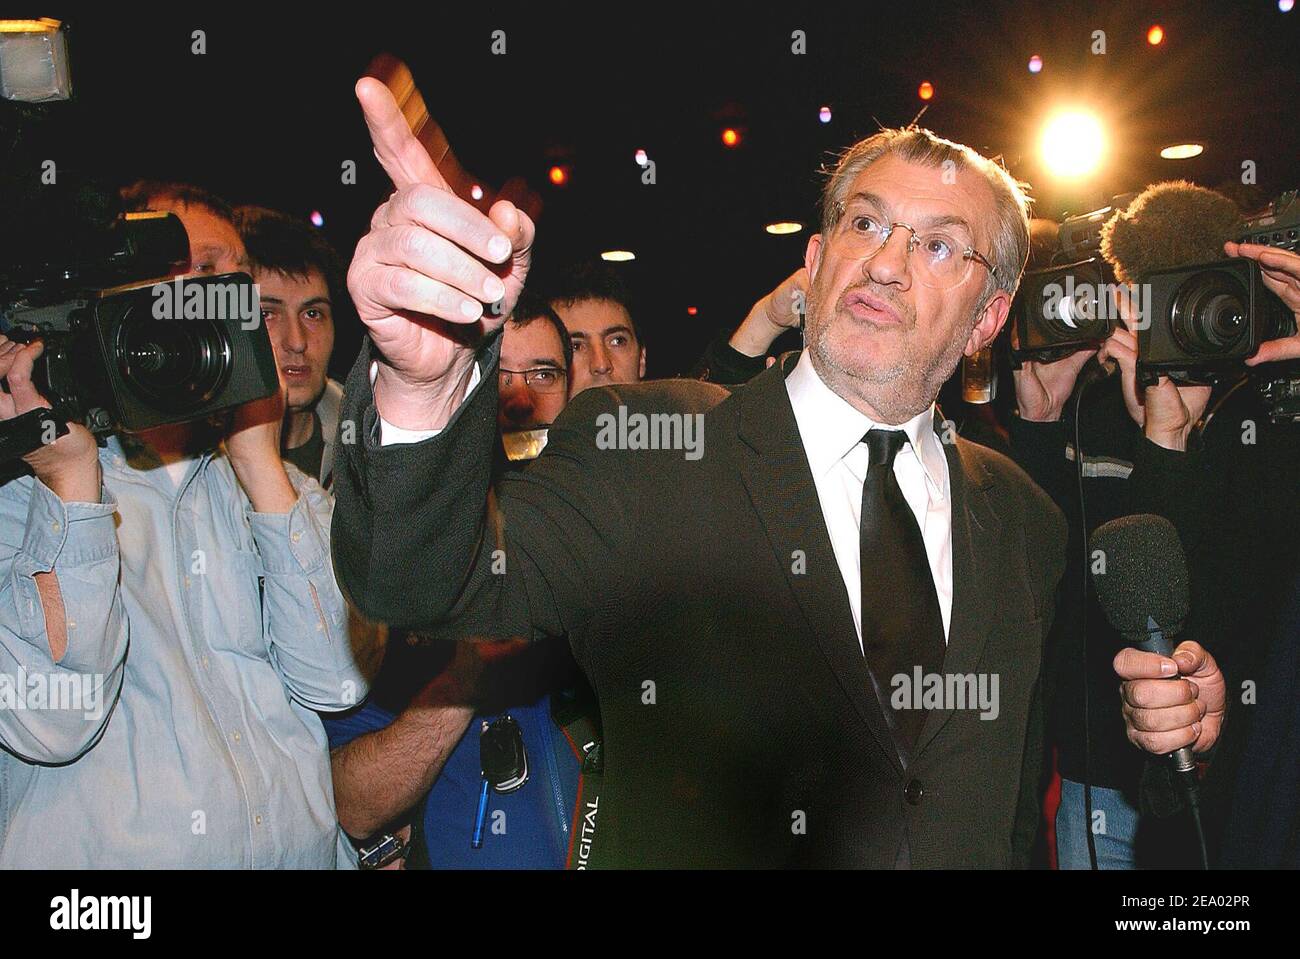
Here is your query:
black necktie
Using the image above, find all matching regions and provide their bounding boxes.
[859,428,946,751]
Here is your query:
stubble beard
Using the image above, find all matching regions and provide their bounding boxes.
[805,281,975,425]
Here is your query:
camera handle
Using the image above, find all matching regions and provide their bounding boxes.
[0,408,69,467]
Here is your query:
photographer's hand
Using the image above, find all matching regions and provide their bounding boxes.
[225,373,297,513]
[0,336,100,503]
[348,77,535,432]
[1012,347,1096,422]
[1098,291,1211,452]
[1225,241,1300,365]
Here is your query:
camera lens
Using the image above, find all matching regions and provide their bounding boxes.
[1170,271,1249,356]
[115,307,232,414]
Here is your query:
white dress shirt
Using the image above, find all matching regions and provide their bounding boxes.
[785,350,953,647]
[377,351,954,647]
[372,360,480,445]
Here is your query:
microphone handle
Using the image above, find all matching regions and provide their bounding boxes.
[1132,628,1198,776]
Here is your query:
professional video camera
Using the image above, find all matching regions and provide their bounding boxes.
[1009,198,1133,364]
[1135,191,1299,421]
[0,17,279,466]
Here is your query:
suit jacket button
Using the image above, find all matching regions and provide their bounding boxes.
[905,779,924,806]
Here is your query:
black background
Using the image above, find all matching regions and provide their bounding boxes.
[12,1,1300,379]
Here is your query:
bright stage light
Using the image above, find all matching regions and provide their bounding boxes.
[764,221,803,235]
[1280,0,1294,12]
[601,250,635,262]
[818,105,832,123]
[1147,25,1164,45]
[1028,54,1043,74]
[918,81,934,101]
[1039,110,1106,179]
[1160,143,1204,160]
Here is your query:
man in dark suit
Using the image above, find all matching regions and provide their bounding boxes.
[333,79,1066,867]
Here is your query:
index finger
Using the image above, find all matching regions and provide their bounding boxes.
[356,77,447,191]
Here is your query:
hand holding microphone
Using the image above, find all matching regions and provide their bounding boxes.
[1091,514,1226,765]
[1114,639,1225,758]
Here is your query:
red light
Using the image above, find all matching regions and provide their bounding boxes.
[918,81,934,101]
[1147,24,1164,45]
[548,166,567,186]
[686,306,698,316]
[722,128,740,147]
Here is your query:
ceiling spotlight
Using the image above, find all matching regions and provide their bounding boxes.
[918,81,934,101]
[634,148,649,166]
[686,306,698,316]
[722,128,740,147]
[309,210,324,227]
[1160,142,1204,160]
[1280,0,1294,12]
[1147,24,1164,45]
[764,221,803,235]
[818,105,832,123]
[600,250,635,262]
[1028,54,1043,74]
[1039,110,1107,180]
[548,165,567,186]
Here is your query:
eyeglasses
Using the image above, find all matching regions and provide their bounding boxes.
[499,366,568,394]
[833,203,998,291]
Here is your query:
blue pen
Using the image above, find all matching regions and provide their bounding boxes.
[471,778,490,849]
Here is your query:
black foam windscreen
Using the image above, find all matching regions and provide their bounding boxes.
[1089,514,1191,640]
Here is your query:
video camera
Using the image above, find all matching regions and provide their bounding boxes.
[0,17,279,466]
[1009,201,1132,364]
[1011,189,1299,422]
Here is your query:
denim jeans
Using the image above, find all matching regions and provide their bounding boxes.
[1056,778,1139,870]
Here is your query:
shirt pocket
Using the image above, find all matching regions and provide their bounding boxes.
[212,548,269,661]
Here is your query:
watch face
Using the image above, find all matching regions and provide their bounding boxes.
[359,834,408,869]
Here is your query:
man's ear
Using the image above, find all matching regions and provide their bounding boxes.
[964,289,1011,356]
[804,234,824,282]
[638,345,647,380]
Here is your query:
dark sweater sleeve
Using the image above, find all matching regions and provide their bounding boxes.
[688,329,768,386]
[1124,435,1211,555]
[1006,414,1076,514]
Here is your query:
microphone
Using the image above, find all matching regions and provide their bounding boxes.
[1099,180,1242,284]
[1089,514,1196,778]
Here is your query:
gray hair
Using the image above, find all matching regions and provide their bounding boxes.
[820,128,1031,301]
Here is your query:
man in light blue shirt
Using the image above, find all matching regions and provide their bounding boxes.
[0,183,368,867]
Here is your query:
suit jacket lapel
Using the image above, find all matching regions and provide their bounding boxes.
[733,353,907,776]
[916,422,1001,754]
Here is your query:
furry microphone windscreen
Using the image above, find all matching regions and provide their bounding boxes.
[1099,180,1244,284]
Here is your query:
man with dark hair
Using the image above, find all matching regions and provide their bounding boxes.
[235,206,346,487]
[498,291,571,435]
[547,261,646,395]
[324,304,590,870]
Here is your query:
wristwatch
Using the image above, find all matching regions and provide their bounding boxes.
[358,831,411,869]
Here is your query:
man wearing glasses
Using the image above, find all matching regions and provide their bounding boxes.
[325,295,592,869]
[497,292,572,459]
[336,85,1067,867]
